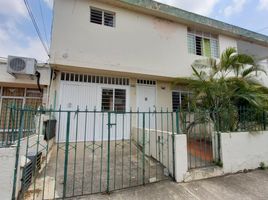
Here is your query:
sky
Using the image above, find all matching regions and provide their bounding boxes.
[0,0,268,62]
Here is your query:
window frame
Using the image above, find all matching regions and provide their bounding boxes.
[90,6,116,28]
[187,29,219,58]
[172,91,192,112]
[101,88,126,112]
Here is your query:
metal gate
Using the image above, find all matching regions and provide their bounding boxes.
[180,111,218,169]
[11,107,176,200]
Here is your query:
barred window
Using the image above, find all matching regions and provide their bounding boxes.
[90,7,115,27]
[187,28,219,58]
[101,88,126,112]
[172,91,191,112]
[0,87,43,130]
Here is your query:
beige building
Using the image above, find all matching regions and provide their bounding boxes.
[49,0,268,114]
[0,57,50,127]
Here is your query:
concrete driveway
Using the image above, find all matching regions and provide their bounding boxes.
[73,170,268,200]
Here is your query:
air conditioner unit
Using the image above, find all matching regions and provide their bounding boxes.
[7,55,37,76]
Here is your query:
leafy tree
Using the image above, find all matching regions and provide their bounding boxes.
[175,47,268,131]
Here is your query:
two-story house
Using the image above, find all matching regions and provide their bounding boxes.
[49,0,268,141]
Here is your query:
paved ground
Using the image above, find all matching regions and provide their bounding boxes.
[72,170,268,200]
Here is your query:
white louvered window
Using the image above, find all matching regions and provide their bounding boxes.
[187,28,219,58]
[90,7,115,27]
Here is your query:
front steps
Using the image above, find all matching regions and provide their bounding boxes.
[183,166,224,182]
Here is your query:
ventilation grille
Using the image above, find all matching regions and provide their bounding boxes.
[137,79,156,85]
[61,72,129,86]
[90,7,115,27]
[21,161,33,192]
[9,58,26,72]
[21,152,42,192]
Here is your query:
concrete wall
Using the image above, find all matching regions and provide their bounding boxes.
[0,115,54,199]
[0,137,46,200]
[174,134,188,182]
[221,131,268,173]
[132,128,187,182]
[50,0,238,78]
[0,147,16,200]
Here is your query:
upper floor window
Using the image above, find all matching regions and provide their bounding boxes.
[90,7,115,27]
[187,29,219,58]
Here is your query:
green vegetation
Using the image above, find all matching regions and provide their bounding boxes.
[259,162,267,170]
[175,47,268,132]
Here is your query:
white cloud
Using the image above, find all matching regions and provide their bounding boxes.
[0,0,28,19]
[0,22,48,61]
[0,0,48,61]
[43,0,54,9]
[156,0,219,16]
[0,36,48,61]
[258,0,268,10]
[223,0,247,17]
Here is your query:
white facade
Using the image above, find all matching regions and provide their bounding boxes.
[50,0,239,78]
[48,0,268,142]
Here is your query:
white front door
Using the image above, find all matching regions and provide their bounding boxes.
[137,85,156,112]
[137,85,156,129]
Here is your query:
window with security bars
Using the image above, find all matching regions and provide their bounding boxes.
[172,91,191,112]
[0,87,43,130]
[187,28,219,58]
[90,7,115,27]
[101,89,126,112]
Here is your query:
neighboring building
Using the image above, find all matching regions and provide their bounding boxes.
[49,0,268,141]
[0,57,50,128]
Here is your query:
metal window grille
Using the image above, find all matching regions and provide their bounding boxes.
[187,28,219,58]
[172,91,191,111]
[101,88,126,112]
[0,87,43,129]
[61,72,129,86]
[90,7,115,27]
[90,8,103,25]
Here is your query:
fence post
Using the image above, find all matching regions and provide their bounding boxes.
[263,111,266,131]
[142,112,146,185]
[63,111,71,198]
[215,111,221,163]
[11,108,25,200]
[176,111,180,134]
[106,112,111,193]
[171,112,176,181]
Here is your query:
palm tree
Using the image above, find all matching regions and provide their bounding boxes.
[175,47,268,131]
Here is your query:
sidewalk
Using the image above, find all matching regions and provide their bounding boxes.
[73,170,268,200]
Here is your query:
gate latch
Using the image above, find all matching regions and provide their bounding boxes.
[107,123,116,127]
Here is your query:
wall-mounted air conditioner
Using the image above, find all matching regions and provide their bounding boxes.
[7,55,37,76]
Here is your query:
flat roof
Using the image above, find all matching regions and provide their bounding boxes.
[115,0,268,47]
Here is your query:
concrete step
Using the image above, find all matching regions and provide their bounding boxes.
[183,166,224,182]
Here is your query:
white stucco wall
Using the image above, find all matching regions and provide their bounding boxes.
[50,0,237,78]
[132,128,187,182]
[0,147,16,200]
[174,134,188,182]
[221,131,268,173]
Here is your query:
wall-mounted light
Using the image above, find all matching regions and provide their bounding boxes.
[161,86,166,90]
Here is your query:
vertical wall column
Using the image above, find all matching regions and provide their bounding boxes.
[174,134,188,182]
